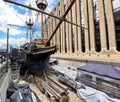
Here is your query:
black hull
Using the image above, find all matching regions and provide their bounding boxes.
[21,55,49,75]
[20,45,57,75]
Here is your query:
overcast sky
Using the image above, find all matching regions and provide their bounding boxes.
[0,0,120,49]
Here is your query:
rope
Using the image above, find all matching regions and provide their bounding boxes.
[9,6,25,24]
[44,14,48,38]
[34,12,39,29]
[33,12,40,38]
[23,70,28,80]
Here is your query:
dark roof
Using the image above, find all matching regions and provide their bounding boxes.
[78,63,120,80]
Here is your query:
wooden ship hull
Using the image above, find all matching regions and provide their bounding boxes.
[20,44,58,75]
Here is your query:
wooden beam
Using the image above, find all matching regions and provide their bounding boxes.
[4,0,87,29]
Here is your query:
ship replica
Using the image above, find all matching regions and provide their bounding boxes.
[19,39,58,75]
[19,1,58,75]
[5,0,77,76]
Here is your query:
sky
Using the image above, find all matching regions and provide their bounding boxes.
[0,0,120,50]
[0,0,58,49]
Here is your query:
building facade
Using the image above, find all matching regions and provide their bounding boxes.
[43,0,120,63]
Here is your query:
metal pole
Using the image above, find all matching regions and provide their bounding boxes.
[6,28,9,72]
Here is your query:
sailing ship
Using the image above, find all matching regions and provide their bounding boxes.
[5,0,76,76]
[19,39,58,75]
[14,0,58,75]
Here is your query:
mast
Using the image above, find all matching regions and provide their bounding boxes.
[26,4,34,44]
[4,0,84,46]
[36,0,48,40]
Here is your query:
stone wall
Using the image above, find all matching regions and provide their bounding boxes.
[0,68,11,102]
[54,57,120,70]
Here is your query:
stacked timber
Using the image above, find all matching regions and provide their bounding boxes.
[35,77,45,93]
[35,76,69,102]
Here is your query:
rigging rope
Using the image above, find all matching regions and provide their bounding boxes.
[9,6,25,24]
[44,14,48,38]
[33,12,40,38]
